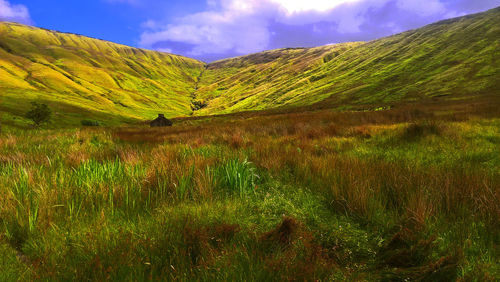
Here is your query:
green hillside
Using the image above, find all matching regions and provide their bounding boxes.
[194,44,362,115]
[0,6,499,126]
[0,22,205,127]
[195,6,500,115]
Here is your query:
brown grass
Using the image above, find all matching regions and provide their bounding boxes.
[1,95,499,280]
[260,217,299,247]
[110,97,500,229]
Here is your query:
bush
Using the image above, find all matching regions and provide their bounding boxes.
[310,73,327,82]
[25,102,52,126]
[81,120,101,127]
[403,120,442,140]
[191,100,208,111]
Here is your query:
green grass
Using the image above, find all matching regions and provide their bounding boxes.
[215,158,259,198]
[0,102,499,280]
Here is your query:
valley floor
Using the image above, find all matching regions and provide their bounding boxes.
[0,97,499,280]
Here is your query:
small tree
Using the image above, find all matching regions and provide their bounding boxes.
[26,102,52,127]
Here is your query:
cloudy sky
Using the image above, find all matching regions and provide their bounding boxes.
[2,0,500,61]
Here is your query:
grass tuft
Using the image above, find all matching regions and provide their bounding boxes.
[215,158,259,198]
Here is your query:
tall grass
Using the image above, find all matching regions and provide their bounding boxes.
[0,99,499,280]
[4,168,38,248]
[215,158,259,198]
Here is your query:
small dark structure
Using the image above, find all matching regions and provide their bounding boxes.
[150,114,173,127]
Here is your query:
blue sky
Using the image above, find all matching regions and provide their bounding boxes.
[1,0,500,61]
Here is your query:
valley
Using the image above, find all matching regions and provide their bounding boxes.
[0,7,499,127]
[0,5,499,281]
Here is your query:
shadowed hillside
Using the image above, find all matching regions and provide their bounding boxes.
[0,22,205,127]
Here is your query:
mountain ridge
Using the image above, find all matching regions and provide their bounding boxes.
[0,21,205,126]
[0,21,203,63]
[0,6,499,127]
[194,6,499,114]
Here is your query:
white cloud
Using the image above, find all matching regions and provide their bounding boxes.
[157,48,173,53]
[140,0,274,56]
[138,0,460,58]
[270,0,360,14]
[0,0,31,24]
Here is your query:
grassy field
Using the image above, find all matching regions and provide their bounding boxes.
[0,96,499,280]
[1,7,499,127]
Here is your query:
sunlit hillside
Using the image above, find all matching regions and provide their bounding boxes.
[0,22,205,127]
[194,44,362,115]
[0,7,499,125]
[195,6,500,115]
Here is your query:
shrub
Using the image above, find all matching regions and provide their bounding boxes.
[81,119,101,127]
[310,73,327,82]
[191,100,208,111]
[403,120,442,140]
[25,102,52,126]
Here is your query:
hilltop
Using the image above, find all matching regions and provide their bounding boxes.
[0,6,499,126]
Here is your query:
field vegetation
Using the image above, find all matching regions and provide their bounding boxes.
[1,97,499,280]
[0,5,499,281]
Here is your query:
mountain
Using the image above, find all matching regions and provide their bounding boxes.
[0,22,204,126]
[194,44,362,115]
[195,6,500,114]
[0,6,499,126]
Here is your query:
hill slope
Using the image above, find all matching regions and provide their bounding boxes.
[194,6,500,115]
[0,6,499,125]
[0,22,205,127]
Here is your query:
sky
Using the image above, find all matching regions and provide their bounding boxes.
[1,0,500,62]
